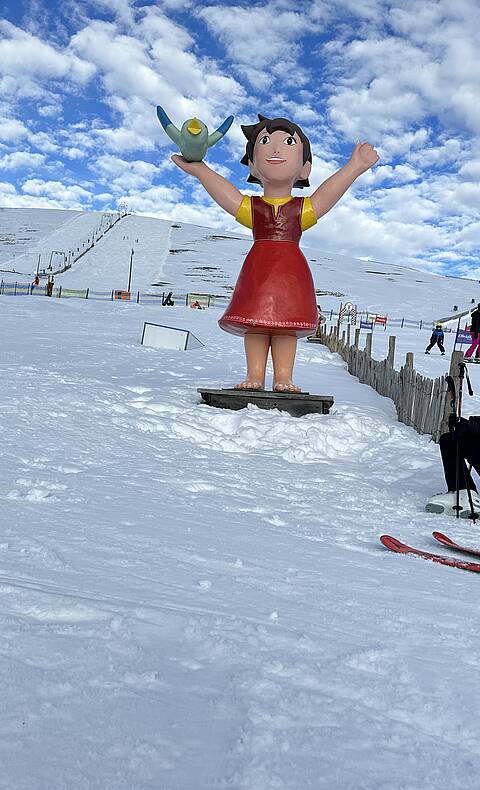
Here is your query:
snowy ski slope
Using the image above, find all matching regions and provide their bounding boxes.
[1,208,480,789]
[1,207,479,319]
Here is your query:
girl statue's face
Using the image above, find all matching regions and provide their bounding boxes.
[249,128,311,188]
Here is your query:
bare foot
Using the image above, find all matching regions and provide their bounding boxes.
[273,382,301,394]
[234,380,264,390]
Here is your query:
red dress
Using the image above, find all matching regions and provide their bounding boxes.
[219,197,318,337]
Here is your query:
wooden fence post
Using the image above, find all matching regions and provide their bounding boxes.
[309,325,451,442]
[387,335,396,368]
[365,333,372,357]
[437,350,465,438]
[400,353,412,426]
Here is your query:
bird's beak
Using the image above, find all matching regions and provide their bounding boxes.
[187,118,202,135]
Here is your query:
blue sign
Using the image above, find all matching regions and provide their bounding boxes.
[456,329,472,345]
[360,320,373,330]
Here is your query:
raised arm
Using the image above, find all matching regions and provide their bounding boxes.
[171,155,243,218]
[310,142,379,219]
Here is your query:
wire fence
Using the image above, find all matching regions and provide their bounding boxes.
[0,281,225,308]
[0,281,474,333]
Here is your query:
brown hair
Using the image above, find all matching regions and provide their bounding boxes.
[240,114,312,189]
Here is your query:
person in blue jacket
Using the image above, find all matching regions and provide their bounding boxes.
[425,323,445,355]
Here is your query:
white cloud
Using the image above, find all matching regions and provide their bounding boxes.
[29,130,59,154]
[95,192,114,201]
[377,129,430,159]
[0,179,85,209]
[0,117,29,143]
[0,20,95,99]
[58,126,98,153]
[324,1,480,142]
[305,199,449,271]
[372,184,439,223]
[198,4,313,90]
[21,178,93,204]
[158,0,192,9]
[37,103,62,117]
[410,138,465,169]
[64,147,86,160]
[458,161,480,181]
[365,163,420,185]
[265,97,317,124]
[113,183,183,216]
[455,221,480,251]
[93,154,159,191]
[84,0,136,27]
[0,151,45,169]
[0,180,16,195]
[328,81,426,141]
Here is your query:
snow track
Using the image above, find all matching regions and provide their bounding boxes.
[1,296,480,788]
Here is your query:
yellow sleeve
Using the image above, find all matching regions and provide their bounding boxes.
[301,197,317,231]
[235,195,253,229]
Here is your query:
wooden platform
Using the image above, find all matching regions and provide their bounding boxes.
[197,388,334,417]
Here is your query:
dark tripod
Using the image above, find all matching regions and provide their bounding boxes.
[447,363,477,521]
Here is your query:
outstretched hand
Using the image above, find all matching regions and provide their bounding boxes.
[171,154,202,175]
[349,142,379,174]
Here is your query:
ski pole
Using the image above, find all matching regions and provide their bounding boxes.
[460,362,474,397]
[456,363,477,522]
[446,376,462,519]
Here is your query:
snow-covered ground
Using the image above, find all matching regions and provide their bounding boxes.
[2,209,480,789]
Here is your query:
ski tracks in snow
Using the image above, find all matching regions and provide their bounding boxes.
[2,300,480,788]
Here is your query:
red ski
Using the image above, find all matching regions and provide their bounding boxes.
[380,535,480,573]
[432,531,480,559]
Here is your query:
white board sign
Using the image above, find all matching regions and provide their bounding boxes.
[141,322,203,351]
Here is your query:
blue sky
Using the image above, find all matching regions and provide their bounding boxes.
[0,0,479,278]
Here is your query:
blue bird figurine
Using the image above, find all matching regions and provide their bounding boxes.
[156,106,234,162]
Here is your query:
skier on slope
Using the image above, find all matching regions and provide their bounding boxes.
[162,291,175,307]
[464,303,480,362]
[425,323,445,355]
[426,416,480,517]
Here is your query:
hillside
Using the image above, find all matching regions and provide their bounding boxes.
[1,207,479,319]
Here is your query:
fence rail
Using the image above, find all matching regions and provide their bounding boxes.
[0,281,227,307]
[314,324,464,442]
[0,281,470,330]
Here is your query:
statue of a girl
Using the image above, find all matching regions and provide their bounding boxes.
[172,114,379,392]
